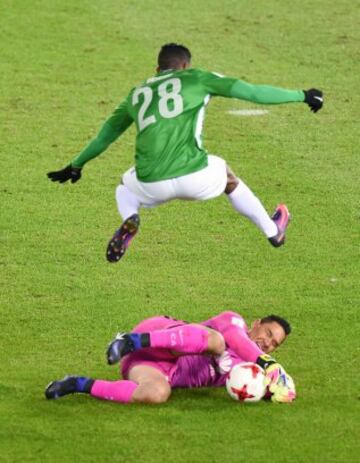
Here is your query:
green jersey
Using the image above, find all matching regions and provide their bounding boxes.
[72,68,304,182]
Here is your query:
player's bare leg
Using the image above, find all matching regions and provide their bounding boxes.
[128,365,171,404]
[225,165,290,247]
[125,328,224,404]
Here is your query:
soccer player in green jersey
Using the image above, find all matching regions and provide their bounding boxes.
[47,43,323,262]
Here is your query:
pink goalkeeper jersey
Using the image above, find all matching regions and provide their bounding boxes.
[170,311,263,388]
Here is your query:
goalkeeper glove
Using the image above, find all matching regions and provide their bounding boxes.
[303,88,323,113]
[257,355,296,403]
[47,164,82,184]
[264,363,296,403]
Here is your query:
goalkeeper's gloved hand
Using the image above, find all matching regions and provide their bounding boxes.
[264,363,296,403]
[47,164,82,184]
[256,354,296,403]
[303,88,323,113]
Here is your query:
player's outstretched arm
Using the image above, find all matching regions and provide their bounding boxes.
[46,123,115,185]
[230,80,323,112]
[199,71,324,113]
[47,99,134,184]
[201,71,323,112]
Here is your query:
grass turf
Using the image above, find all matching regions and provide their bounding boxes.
[1,0,359,461]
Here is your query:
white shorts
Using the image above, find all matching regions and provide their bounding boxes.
[122,155,227,207]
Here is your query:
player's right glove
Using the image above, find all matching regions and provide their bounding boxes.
[303,88,323,113]
[47,164,82,184]
[256,354,296,403]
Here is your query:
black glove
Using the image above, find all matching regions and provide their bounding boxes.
[47,164,82,184]
[303,88,323,113]
[256,354,277,370]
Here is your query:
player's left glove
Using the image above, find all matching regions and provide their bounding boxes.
[257,354,296,403]
[47,164,82,184]
[303,88,323,113]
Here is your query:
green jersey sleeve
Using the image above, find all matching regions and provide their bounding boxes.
[71,99,134,168]
[229,80,305,104]
[199,70,305,105]
[199,70,238,97]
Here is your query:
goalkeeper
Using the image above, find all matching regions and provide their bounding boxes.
[47,43,323,262]
[45,311,295,404]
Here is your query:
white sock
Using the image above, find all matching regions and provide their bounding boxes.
[115,185,141,221]
[227,179,277,238]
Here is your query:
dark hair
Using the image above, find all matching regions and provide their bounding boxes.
[260,315,291,336]
[158,43,191,70]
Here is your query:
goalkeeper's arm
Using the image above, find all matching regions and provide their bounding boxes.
[204,312,296,403]
[220,328,296,403]
[221,329,296,403]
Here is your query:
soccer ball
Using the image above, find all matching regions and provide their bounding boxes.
[226,362,266,402]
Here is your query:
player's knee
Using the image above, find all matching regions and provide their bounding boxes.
[135,381,171,404]
[208,331,225,355]
[225,166,239,194]
[151,382,171,403]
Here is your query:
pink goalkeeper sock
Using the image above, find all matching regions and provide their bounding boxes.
[149,325,209,353]
[90,380,137,403]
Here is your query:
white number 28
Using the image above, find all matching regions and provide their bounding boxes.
[132,78,183,131]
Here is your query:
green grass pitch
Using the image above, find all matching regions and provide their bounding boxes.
[1,0,359,461]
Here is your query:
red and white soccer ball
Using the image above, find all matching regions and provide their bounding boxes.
[226,362,266,402]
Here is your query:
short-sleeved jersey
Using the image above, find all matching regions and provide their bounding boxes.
[108,69,239,182]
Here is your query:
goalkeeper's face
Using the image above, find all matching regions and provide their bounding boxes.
[248,321,286,354]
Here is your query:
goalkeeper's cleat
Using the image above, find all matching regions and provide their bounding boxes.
[106,332,150,365]
[106,214,140,263]
[45,376,78,399]
[45,376,93,399]
[268,204,290,248]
